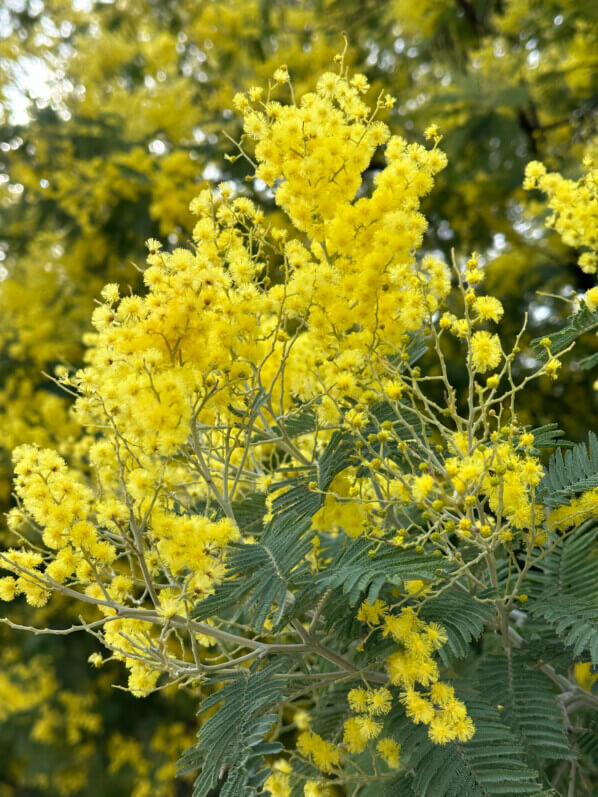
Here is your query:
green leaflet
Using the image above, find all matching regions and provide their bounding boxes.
[191,507,314,632]
[538,431,598,507]
[316,535,443,606]
[527,422,571,451]
[579,351,598,371]
[177,660,288,797]
[526,523,598,665]
[528,597,598,665]
[480,653,571,763]
[190,420,347,631]
[420,588,495,663]
[531,302,598,360]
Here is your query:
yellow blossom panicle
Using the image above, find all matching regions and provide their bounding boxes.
[1,55,594,797]
[524,156,598,273]
[355,604,474,744]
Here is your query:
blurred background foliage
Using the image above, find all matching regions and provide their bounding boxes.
[0,0,596,793]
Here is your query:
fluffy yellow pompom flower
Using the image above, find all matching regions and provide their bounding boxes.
[368,687,393,715]
[428,713,456,744]
[0,576,16,601]
[297,731,340,772]
[412,473,435,502]
[471,331,502,373]
[100,283,120,304]
[343,717,368,754]
[376,737,401,768]
[522,160,547,188]
[585,286,598,311]
[347,687,369,713]
[355,715,382,740]
[263,767,291,797]
[473,295,504,323]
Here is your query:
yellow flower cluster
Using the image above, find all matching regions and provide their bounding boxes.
[297,729,341,772]
[108,722,195,797]
[546,487,598,531]
[312,468,371,538]
[374,429,545,542]
[2,63,452,651]
[4,439,235,691]
[265,687,400,792]
[437,254,505,374]
[235,65,449,385]
[445,436,545,534]
[1,5,595,794]
[1,59,588,795]
[524,156,598,273]
[264,758,337,797]
[358,602,474,744]
[344,686,400,766]
[263,760,292,797]
[0,646,56,722]
[102,619,162,697]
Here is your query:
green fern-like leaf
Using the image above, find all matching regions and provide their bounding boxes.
[317,536,443,605]
[526,523,598,664]
[480,652,572,762]
[191,507,314,631]
[231,492,268,536]
[309,681,353,738]
[579,351,598,371]
[577,718,598,778]
[317,428,356,489]
[528,596,598,665]
[360,774,418,797]
[192,424,356,631]
[531,302,598,360]
[420,588,494,663]
[527,423,572,451]
[535,522,598,602]
[537,431,598,507]
[270,406,317,439]
[177,661,287,797]
[405,329,429,365]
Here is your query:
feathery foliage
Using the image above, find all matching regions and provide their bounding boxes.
[316,536,442,606]
[531,303,598,360]
[538,432,598,507]
[177,660,288,797]
[527,524,598,665]
[420,589,495,663]
[1,18,598,797]
[480,653,572,763]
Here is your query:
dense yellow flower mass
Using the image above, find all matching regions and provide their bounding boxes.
[1,61,450,692]
[0,647,56,721]
[1,55,596,796]
[524,153,598,273]
[357,603,473,745]
[0,0,595,793]
[0,68,547,638]
[2,62,453,705]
